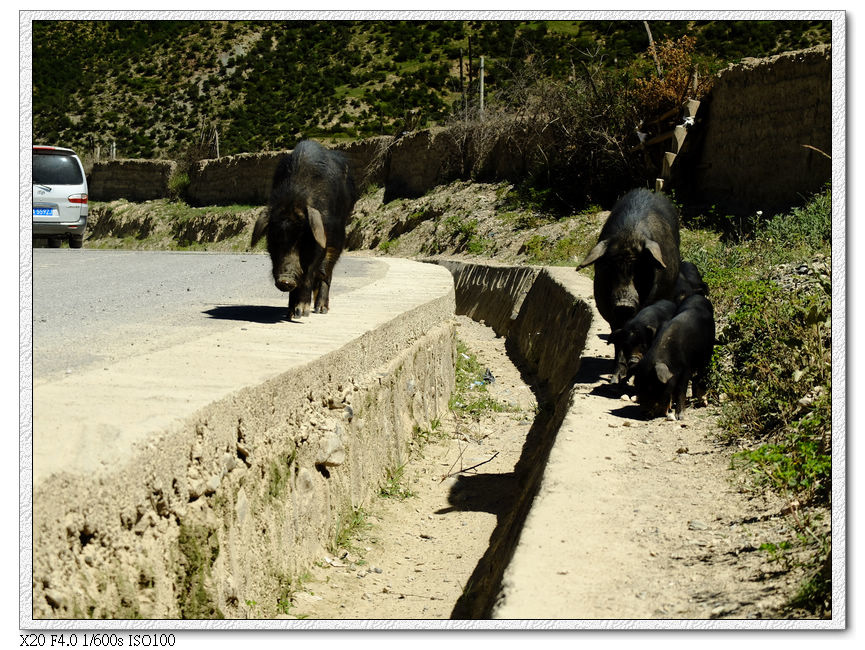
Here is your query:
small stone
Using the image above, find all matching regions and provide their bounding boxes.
[688,520,709,531]
[711,603,737,616]
[205,474,221,494]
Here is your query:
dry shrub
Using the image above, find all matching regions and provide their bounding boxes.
[446,55,644,212]
[632,35,715,122]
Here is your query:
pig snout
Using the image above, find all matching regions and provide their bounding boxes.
[273,256,302,292]
[274,275,297,292]
[613,285,639,310]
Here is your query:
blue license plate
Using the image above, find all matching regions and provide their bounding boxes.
[33,208,54,216]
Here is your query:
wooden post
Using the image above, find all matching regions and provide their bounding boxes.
[672,125,687,154]
[685,99,701,118]
[662,152,676,179]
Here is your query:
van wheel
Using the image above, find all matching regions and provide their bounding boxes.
[69,236,83,249]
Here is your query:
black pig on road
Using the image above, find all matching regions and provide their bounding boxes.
[251,140,356,320]
[608,299,677,381]
[633,294,715,421]
[578,189,681,383]
[673,260,709,304]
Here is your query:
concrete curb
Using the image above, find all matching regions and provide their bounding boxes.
[31,257,456,620]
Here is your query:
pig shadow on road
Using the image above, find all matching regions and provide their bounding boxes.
[434,472,519,519]
[608,402,645,420]
[574,355,615,387]
[203,305,289,324]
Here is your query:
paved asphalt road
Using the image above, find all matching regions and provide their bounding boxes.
[30,249,386,379]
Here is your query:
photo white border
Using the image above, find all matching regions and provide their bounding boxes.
[13,6,850,640]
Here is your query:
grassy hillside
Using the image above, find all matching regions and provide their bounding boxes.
[31,19,830,160]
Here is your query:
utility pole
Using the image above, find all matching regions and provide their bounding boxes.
[468,35,473,88]
[644,20,663,77]
[459,48,466,117]
[479,56,485,121]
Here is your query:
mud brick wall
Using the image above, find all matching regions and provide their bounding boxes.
[186,152,283,207]
[88,159,177,202]
[682,45,832,216]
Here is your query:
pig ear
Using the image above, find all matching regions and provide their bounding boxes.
[578,240,608,268]
[643,239,667,268]
[654,362,674,384]
[307,206,327,248]
[251,213,269,247]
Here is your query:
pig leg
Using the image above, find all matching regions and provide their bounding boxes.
[673,374,689,420]
[287,290,300,321]
[296,282,313,318]
[287,277,314,319]
[692,366,710,407]
[611,344,630,384]
[315,246,341,314]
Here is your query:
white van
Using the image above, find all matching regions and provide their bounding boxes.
[32,145,89,248]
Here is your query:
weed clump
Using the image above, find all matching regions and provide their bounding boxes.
[449,340,515,418]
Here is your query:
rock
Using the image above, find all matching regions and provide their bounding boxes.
[317,424,346,467]
[235,487,248,525]
[205,474,221,494]
[710,603,737,617]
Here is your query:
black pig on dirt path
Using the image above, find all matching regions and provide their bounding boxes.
[577,188,681,383]
[251,140,357,320]
[608,299,677,382]
[633,293,716,421]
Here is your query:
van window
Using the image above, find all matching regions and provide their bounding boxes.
[33,154,84,185]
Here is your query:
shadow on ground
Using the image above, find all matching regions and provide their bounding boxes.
[203,305,288,324]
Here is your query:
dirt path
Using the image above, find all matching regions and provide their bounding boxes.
[285,307,823,621]
[492,300,822,619]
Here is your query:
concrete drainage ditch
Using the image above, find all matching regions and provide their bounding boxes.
[431,260,593,618]
[29,256,593,622]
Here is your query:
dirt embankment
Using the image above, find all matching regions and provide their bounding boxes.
[85,181,604,264]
